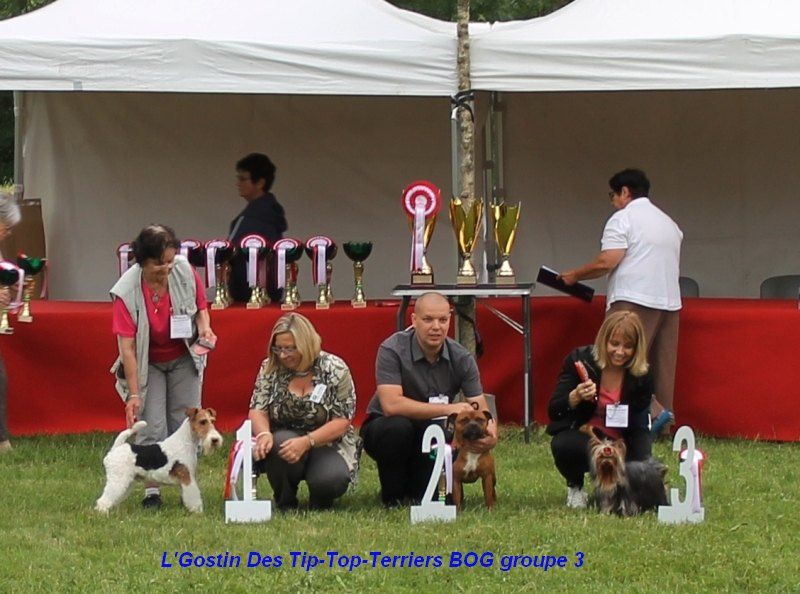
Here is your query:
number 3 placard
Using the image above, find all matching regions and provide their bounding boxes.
[658,425,706,524]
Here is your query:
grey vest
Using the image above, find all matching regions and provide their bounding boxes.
[109,254,204,404]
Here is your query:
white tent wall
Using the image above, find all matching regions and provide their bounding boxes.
[23,91,458,300]
[499,88,800,298]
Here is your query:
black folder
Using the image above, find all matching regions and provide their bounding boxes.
[536,266,595,302]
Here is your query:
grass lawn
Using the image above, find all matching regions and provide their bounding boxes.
[1,426,798,593]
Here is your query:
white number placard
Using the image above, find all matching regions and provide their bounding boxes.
[225,420,271,523]
[410,424,456,524]
[658,425,705,524]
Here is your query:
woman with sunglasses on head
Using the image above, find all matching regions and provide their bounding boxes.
[248,313,360,510]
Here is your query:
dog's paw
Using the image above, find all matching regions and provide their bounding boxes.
[94,502,111,515]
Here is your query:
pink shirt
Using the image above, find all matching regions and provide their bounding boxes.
[112,268,207,363]
[588,385,623,440]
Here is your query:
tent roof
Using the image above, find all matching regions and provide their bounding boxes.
[0,0,457,95]
[471,0,800,92]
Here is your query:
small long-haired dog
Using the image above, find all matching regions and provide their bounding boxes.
[582,425,668,516]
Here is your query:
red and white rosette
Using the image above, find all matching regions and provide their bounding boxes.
[117,243,133,277]
[306,236,334,287]
[180,238,201,260]
[402,180,441,272]
[273,238,300,290]
[239,234,269,289]
[204,239,232,288]
[0,260,24,312]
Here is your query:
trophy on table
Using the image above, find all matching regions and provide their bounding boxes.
[16,253,47,323]
[305,236,337,310]
[273,238,304,310]
[343,241,373,308]
[448,197,484,285]
[180,239,207,269]
[402,181,441,285]
[0,261,22,335]
[491,202,521,285]
[117,243,134,277]
[204,240,236,310]
[239,234,271,309]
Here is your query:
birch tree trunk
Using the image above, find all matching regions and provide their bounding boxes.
[456,0,477,355]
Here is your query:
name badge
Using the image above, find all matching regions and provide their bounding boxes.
[310,384,327,404]
[606,404,629,428]
[170,314,192,339]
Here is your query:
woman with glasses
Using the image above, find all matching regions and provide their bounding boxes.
[248,313,360,510]
[110,224,216,509]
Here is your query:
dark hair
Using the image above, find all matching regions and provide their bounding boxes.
[131,224,181,264]
[236,153,276,193]
[609,168,650,198]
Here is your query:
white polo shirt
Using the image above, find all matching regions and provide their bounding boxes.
[601,197,683,311]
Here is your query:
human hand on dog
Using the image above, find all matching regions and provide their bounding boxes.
[569,380,596,408]
[278,437,310,465]
[253,432,274,461]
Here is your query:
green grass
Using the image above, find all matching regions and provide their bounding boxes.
[1,427,798,593]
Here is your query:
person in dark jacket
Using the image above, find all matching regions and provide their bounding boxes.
[547,311,654,509]
[228,153,288,303]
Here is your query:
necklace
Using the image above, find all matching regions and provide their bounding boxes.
[292,370,312,377]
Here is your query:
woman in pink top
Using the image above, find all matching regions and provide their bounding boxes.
[546,311,654,509]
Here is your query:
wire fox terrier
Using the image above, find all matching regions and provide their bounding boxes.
[95,407,223,514]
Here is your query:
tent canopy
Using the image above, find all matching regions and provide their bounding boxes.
[0,0,457,95]
[471,0,800,92]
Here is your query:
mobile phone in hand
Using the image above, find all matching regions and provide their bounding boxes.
[574,361,589,382]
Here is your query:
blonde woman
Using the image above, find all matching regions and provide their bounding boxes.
[249,313,359,510]
[547,311,654,509]
[0,192,21,452]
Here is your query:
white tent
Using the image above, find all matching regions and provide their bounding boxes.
[470,0,800,297]
[0,0,467,300]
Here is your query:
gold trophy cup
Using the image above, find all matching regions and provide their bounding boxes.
[205,240,236,310]
[305,237,336,310]
[0,264,20,335]
[491,202,521,285]
[449,197,483,285]
[274,239,304,311]
[343,241,373,308]
[239,235,270,310]
[16,254,47,323]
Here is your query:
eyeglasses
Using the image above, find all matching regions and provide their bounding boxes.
[608,191,616,200]
[236,174,251,182]
[271,346,298,355]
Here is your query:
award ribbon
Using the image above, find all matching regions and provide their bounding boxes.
[0,261,25,312]
[412,198,425,272]
[117,243,133,277]
[240,235,267,289]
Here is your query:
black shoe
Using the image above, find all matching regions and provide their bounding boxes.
[141,494,163,509]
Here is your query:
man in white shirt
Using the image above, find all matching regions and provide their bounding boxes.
[560,169,683,433]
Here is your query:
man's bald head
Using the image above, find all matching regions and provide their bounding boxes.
[414,292,450,315]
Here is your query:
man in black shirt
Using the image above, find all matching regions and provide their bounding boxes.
[228,153,288,303]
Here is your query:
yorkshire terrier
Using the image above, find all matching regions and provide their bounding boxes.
[581,425,668,516]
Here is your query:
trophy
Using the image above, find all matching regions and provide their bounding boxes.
[343,241,373,308]
[274,238,304,310]
[16,253,47,323]
[204,240,236,310]
[448,197,484,285]
[402,181,441,285]
[117,243,134,277]
[239,234,271,309]
[305,236,337,310]
[491,202,521,285]
[0,261,22,335]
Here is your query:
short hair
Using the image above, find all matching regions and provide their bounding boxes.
[131,224,181,264]
[264,313,321,375]
[0,192,21,228]
[413,291,451,315]
[592,311,649,376]
[236,153,276,193]
[609,168,650,198]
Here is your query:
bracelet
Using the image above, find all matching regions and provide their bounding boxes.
[127,394,140,402]
[254,431,272,440]
[307,434,316,448]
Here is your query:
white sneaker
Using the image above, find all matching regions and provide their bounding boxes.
[566,486,588,509]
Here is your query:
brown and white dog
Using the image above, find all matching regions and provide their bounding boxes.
[448,404,497,510]
[95,407,223,514]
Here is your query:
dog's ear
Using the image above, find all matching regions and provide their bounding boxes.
[206,407,217,419]
[185,407,199,418]
[470,401,480,411]
[483,410,493,421]
[446,412,458,429]
[614,438,627,458]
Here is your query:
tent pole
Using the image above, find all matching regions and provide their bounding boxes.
[13,91,24,198]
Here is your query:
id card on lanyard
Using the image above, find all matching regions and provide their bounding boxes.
[170,314,192,339]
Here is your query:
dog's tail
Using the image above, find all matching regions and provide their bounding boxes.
[111,420,147,449]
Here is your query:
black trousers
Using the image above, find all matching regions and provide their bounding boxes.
[361,415,443,506]
[254,429,350,510]
[550,427,652,488]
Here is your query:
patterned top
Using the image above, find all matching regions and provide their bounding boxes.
[249,350,361,483]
